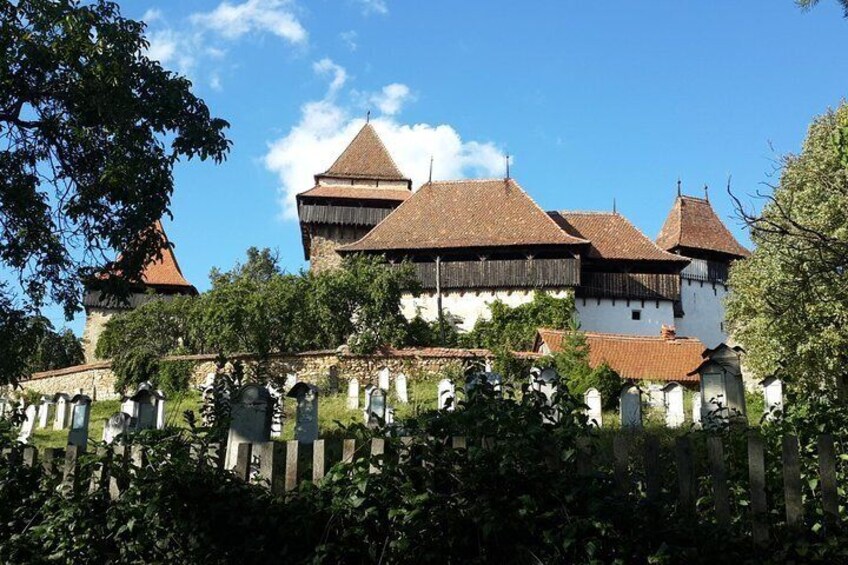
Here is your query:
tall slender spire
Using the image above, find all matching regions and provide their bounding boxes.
[505,154,511,180]
[677,177,682,197]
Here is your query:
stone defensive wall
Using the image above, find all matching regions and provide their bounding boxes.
[20,347,537,400]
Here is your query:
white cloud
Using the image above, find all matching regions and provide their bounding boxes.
[190,0,307,44]
[264,61,504,219]
[142,8,163,24]
[340,30,358,51]
[370,83,411,116]
[313,58,348,98]
[142,1,306,90]
[357,0,388,15]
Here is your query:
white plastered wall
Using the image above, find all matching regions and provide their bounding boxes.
[574,297,675,336]
[675,279,729,349]
[401,288,573,332]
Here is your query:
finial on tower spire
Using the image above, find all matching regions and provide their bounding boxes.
[704,183,709,202]
[613,197,617,214]
[505,154,510,180]
[428,156,434,183]
[677,177,682,197]
[366,110,371,124]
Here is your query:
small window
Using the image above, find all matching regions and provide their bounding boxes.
[631,310,641,321]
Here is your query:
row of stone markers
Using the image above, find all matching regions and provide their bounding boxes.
[345,367,410,410]
[16,394,93,446]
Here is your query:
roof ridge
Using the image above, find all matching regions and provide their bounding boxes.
[613,212,684,261]
[510,179,591,245]
[540,327,702,343]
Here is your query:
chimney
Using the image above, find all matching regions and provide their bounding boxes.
[661,325,676,340]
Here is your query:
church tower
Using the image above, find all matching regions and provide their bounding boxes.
[297,123,412,272]
[656,193,749,347]
[81,221,197,363]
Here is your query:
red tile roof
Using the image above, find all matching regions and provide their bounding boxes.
[550,211,688,263]
[297,185,412,202]
[536,328,706,383]
[318,123,409,182]
[656,195,750,258]
[98,221,196,293]
[340,178,588,252]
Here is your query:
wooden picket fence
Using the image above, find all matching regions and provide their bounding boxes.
[1,430,843,543]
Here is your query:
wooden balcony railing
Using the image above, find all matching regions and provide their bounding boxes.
[577,272,680,301]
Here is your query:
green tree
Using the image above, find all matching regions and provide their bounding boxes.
[23,315,84,373]
[796,0,848,17]
[462,291,576,351]
[0,0,229,385]
[727,102,848,397]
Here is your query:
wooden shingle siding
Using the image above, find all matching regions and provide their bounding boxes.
[393,258,580,290]
[299,204,393,227]
[680,258,729,284]
[577,272,681,301]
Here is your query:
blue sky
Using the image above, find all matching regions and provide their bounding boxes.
[48,0,848,334]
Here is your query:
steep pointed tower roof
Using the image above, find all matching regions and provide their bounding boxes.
[657,195,749,259]
[317,123,409,183]
[136,221,197,292]
[93,221,197,295]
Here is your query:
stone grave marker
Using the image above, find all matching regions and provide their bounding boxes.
[127,383,163,431]
[284,373,298,393]
[225,384,273,469]
[287,382,319,444]
[155,390,166,429]
[67,394,92,448]
[692,392,702,427]
[395,373,408,404]
[267,384,283,438]
[37,396,53,429]
[326,366,340,394]
[584,387,603,427]
[663,382,685,428]
[53,393,71,430]
[18,404,37,443]
[103,412,131,444]
[619,383,642,429]
[761,376,783,420]
[364,387,388,428]
[347,378,360,410]
[378,367,390,392]
[438,379,456,411]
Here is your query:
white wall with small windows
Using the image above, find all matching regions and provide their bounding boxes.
[675,279,729,348]
[575,297,675,336]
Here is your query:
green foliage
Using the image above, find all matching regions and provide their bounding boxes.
[98,251,419,388]
[796,0,848,17]
[462,291,576,351]
[23,316,84,373]
[5,389,848,562]
[539,328,622,409]
[0,0,229,386]
[727,103,848,395]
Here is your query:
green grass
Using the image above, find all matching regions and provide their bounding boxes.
[29,391,204,449]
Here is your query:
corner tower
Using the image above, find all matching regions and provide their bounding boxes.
[81,221,197,363]
[297,123,412,272]
[657,193,749,347]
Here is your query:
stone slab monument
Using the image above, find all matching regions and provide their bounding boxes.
[619,383,642,429]
[584,388,603,427]
[288,382,319,444]
[225,384,273,469]
[67,394,92,448]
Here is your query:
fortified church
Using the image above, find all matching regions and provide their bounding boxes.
[297,123,749,349]
[81,122,749,373]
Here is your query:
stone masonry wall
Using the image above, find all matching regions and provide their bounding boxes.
[21,348,500,399]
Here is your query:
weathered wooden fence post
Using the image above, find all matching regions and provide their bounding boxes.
[370,438,385,475]
[109,445,128,500]
[285,440,299,492]
[782,434,803,529]
[642,435,661,504]
[613,434,631,493]
[312,439,326,484]
[674,436,695,517]
[747,430,768,544]
[817,434,839,530]
[234,443,252,482]
[706,436,730,528]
